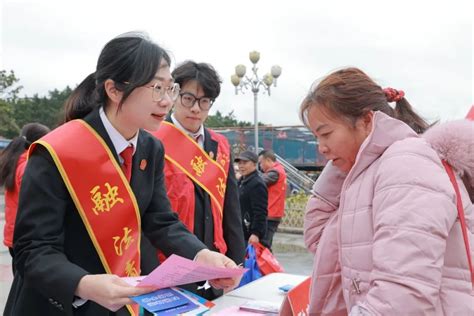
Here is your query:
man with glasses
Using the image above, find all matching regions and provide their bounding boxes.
[151,61,245,300]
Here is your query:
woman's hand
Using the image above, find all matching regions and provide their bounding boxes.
[248,234,260,245]
[195,249,241,290]
[75,274,156,312]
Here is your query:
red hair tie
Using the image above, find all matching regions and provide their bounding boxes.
[383,87,405,102]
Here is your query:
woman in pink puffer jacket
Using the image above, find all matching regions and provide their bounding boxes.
[301,68,473,315]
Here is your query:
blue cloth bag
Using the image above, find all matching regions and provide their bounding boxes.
[238,244,262,287]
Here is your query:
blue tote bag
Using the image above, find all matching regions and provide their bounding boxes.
[238,244,262,287]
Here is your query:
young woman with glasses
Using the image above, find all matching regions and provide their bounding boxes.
[5,32,240,316]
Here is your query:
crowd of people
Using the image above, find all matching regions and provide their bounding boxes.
[0,31,472,315]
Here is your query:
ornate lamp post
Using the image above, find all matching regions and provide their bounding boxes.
[231,51,282,153]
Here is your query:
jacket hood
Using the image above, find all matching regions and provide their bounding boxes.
[423,119,474,189]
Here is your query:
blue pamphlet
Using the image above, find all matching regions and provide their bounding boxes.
[131,288,198,314]
[176,288,215,308]
[278,284,294,293]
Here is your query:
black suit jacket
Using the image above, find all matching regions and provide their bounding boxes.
[5,109,206,316]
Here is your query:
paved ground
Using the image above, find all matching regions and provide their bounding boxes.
[0,194,313,312]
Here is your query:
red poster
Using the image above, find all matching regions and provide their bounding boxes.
[280,277,311,315]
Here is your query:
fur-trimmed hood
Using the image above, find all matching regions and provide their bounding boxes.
[423,119,474,190]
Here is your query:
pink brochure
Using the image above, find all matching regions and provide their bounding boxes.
[129,254,246,289]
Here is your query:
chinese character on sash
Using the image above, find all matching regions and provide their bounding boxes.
[191,155,207,177]
[113,227,134,256]
[217,153,228,167]
[125,259,139,277]
[90,182,124,215]
[216,177,226,197]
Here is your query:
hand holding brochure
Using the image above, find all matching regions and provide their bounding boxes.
[124,254,246,289]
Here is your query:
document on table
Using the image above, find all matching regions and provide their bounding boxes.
[123,254,246,289]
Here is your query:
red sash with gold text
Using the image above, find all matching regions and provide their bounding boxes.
[151,122,230,253]
[152,122,228,215]
[29,120,141,316]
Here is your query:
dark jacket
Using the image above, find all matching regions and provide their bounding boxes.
[238,170,268,241]
[5,108,206,316]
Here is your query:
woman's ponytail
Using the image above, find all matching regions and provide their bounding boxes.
[383,87,430,134]
[0,136,28,189]
[62,73,98,123]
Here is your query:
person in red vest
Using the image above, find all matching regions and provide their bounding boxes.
[150,61,245,300]
[5,32,240,316]
[0,123,50,268]
[258,149,287,250]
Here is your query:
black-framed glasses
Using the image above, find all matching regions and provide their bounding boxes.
[179,92,214,111]
[123,81,180,102]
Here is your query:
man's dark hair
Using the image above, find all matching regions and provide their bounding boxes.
[172,61,221,99]
[258,149,276,162]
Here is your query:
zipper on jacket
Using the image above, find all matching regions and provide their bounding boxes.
[351,277,361,294]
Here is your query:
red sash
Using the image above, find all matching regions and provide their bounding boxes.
[30,120,141,316]
[151,122,230,253]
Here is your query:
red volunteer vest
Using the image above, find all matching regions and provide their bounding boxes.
[267,162,287,219]
[3,151,27,248]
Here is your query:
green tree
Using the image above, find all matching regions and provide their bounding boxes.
[0,100,19,138]
[14,87,72,129]
[206,110,254,128]
[0,70,22,138]
[0,69,73,137]
[0,70,22,101]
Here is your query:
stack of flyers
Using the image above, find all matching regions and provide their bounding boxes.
[131,288,198,315]
[137,287,216,316]
[172,288,216,315]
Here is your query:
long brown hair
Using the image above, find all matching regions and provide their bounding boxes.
[299,67,429,134]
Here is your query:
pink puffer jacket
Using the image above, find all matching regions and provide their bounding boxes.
[304,112,474,315]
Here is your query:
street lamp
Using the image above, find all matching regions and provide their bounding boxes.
[231,51,282,154]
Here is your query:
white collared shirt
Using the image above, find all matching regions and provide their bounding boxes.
[99,107,139,163]
[170,113,205,147]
